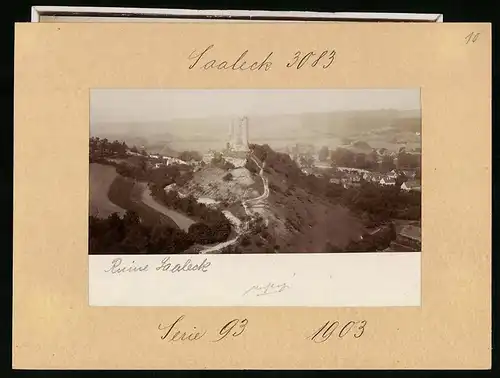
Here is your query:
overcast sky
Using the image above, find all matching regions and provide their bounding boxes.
[90,89,421,124]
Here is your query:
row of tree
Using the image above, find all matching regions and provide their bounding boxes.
[178,150,203,162]
[333,182,421,223]
[89,211,193,254]
[323,222,397,253]
[89,208,231,254]
[89,137,146,160]
[318,146,421,172]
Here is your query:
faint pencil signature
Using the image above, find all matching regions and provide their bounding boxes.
[243,282,291,296]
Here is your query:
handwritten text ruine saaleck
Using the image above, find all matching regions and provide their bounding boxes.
[188,45,336,71]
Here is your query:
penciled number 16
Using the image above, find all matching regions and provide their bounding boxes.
[286,49,336,69]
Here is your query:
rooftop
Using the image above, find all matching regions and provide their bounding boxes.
[404,180,421,188]
[382,177,396,184]
[399,225,421,242]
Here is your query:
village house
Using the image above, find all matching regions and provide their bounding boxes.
[395,225,421,251]
[341,176,362,189]
[162,156,188,166]
[401,180,421,192]
[202,152,214,164]
[329,178,342,185]
[383,224,421,252]
[386,169,398,179]
[380,177,396,186]
[301,167,313,176]
[126,150,142,157]
[402,169,417,179]
[337,167,369,174]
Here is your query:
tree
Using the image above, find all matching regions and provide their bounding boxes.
[299,156,314,168]
[179,150,202,162]
[323,242,343,253]
[318,146,329,162]
[138,158,148,173]
[123,210,140,227]
[415,167,421,180]
[188,222,214,244]
[380,155,396,173]
[397,152,420,169]
[121,223,149,252]
[395,172,407,188]
[331,148,355,168]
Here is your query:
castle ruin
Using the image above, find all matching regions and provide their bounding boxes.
[227,116,249,152]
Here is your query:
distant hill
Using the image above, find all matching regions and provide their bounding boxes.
[347,141,373,154]
[91,108,421,154]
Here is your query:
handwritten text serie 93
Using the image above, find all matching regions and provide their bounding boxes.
[158,315,248,343]
[188,44,336,71]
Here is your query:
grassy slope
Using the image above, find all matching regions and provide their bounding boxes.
[266,168,366,253]
[89,163,126,218]
[252,145,367,253]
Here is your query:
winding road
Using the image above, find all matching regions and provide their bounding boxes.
[140,185,195,232]
[200,153,269,254]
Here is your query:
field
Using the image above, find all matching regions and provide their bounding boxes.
[89,163,126,218]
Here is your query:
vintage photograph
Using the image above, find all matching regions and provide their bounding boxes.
[89,89,421,254]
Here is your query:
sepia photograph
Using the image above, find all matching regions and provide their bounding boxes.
[89,89,421,255]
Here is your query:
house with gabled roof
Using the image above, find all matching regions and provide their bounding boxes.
[402,169,417,179]
[370,173,383,183]
[401,180,421,191]
[386,169,398,179]
[380,177,396,186]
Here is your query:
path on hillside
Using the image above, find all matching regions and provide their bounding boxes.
[200,153,269,254]
[247,156,269,203]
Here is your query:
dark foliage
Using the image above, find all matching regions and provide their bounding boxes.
[89,211,193,254]
[343,223,397,252]
[150,184,231,244]
[211,152,235,170]
[89,137,128,161]
[178,150,202,162]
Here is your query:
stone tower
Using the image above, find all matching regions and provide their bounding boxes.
[228,116,249,152]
